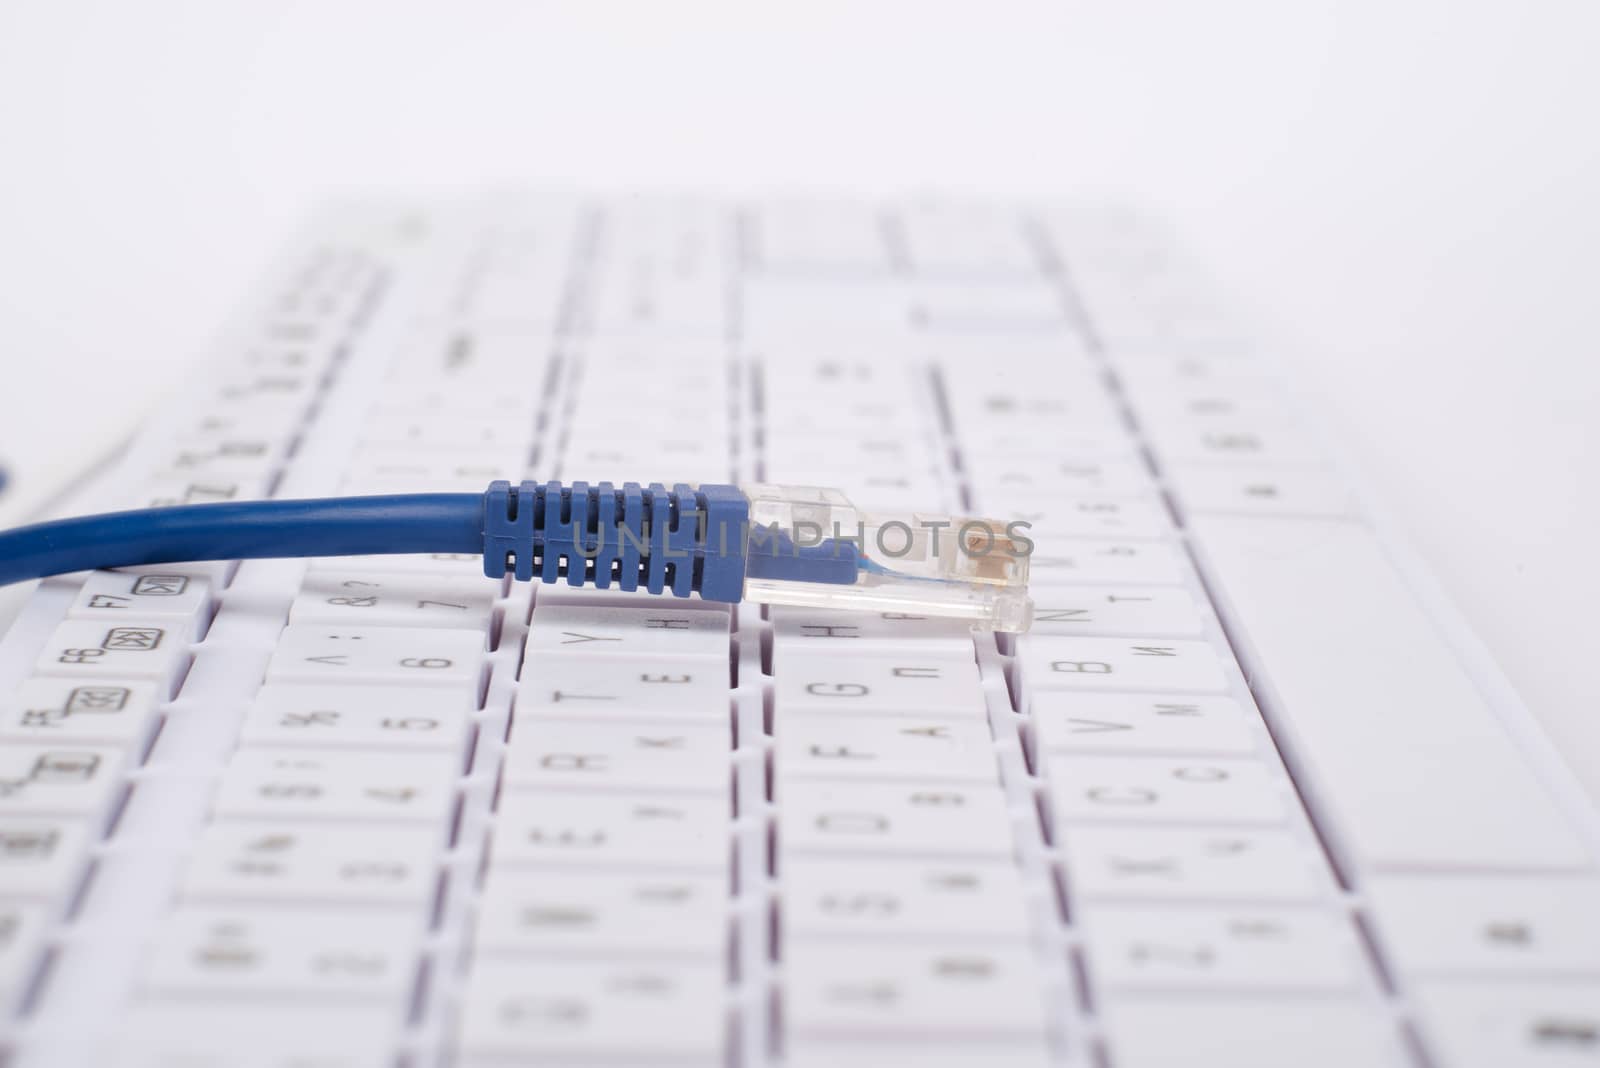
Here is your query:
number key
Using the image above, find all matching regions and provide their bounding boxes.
[211,749,458,825]
[290,571,497,632]
[266,625,486,689]
[239,683,475,752]
[181,822,443,906]
[140,906,423,1000]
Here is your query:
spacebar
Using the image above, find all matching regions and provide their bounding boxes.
[1189,514,1592,873]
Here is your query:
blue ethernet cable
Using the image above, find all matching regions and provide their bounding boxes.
[0,480,1035,631]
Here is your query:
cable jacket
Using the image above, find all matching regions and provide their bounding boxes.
[0,494,485,585]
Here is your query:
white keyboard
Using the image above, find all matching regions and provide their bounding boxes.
[1,194,1597,1068]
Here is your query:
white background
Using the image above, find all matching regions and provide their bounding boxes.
[1,0,1597,793]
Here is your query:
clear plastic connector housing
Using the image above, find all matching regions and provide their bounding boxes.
[738,482,1034,633]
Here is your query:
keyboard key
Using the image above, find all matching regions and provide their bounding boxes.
[1060,826,1331,902]
[766,434,934,480]
[525,603,731,661]
[181,402,302,442]
[1413,980,1600,1068]
[1021,637,1229,694]
[475,868,727,956]
[1127,378,1286,422]
[370,391,536,424]
[69,571,213,639]
[310,551,487,578]
[0,744,126,819]
[1026,585,1204,638]
[503,720,730,795]
[135,475,269,510]
[774,654,986,719]
[788,1040,1050,1068]
[963,455,1151,499]
[1023,539,1188,586]
[913,280,1070,334]
[458,956,725,1061]
[770,608,977,659]
[1365,875,1600,977]
[898,203,1038,276]
[771,425,931,470]
[771,468,950,514]
[290,571,497,632]
[785,941,1048,1039]
[1168,463,1358,519]
[34,620,190,695]
[777,717,999,784]
[749,200,891,273]
[343,446,523,488]
[1080,904,1363,991]
[1048,755,1287,826]
[960,427,1136,467]
[518,653,730,724]
[213,369,322,405]
[238,683,476,752]
[940,356,1107,406]
[1146,419,1322,465]
[1118,357,1268,400]
[141,905,423,1000]
[113,1003,400,1068]
[0,817,93,900]
[150,433,286,481]
[1101,998,1402,1068]
[1030,692,1256,757]
[783,858,1030,940]
[0,903,46,1014]
[1191,513,1593,870]
[491,791,730,873]
[780,782,1015,860]
[766,398,919,436]
[361,413,534,451]
[581,273,727,335]
[211,749,459,824]
[266,625,486,689]
[996,495,1172,540]
[0,678,162,745]
[180,822,443,906]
